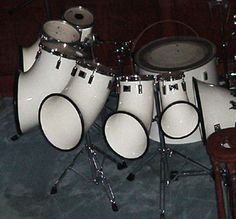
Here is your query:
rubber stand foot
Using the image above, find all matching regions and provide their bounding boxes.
[50,185,57,195]
[117,162,128,170]
[112,203,119,212]
[11,134,20,141]
[127,173,135,181]
[160,213,165,219]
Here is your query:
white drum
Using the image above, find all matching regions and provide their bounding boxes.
[20,39,40,72]
[14,41,80,134]
[20,20,81,72]
[63,6,94,42]
[39,61,115,151]
[104,75,154,159]
[135,36,218,144]
[193,78,236,142]
[158,73,199,139]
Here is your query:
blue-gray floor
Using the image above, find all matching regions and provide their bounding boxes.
[0,97,218,219]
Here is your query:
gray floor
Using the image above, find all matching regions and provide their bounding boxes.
[0,97,218,219]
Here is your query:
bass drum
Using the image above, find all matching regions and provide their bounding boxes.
[134,36,219,144]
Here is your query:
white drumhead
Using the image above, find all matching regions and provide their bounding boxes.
[42,20,80,43]
[160,101,199,139]
[104,112,148,159]
[63,6,94,29]
[39,94,84,150]
[135,36,216,73]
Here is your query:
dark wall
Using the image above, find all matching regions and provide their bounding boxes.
[0,0,236,96]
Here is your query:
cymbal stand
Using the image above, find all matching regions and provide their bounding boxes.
[127,81,211,219]
[50,131,119,211]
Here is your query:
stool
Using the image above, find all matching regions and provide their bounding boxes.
[207,128,236,219]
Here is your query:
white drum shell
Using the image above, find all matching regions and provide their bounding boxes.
[39,64,113,150]
[104,78,154,159]
[17,48,75,133]
[194,79,236,139]
[22,39,40,72]
[64,66,113,132]
[158,78,199,139]
[118,80,154,130]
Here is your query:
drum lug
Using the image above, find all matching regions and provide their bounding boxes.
[181,81,186,91]
[35,49,42,60]
[88,74,94,84]
[56,57,62,69]
[162,85,166,95]
[203,71,208,80]
[214,124,221,132]
[138,84,142,94]
[71,66,78,77]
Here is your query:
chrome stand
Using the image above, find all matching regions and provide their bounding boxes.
[127,82,211,219]
[50,132,119,211]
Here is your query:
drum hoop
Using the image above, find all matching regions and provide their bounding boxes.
[118,74,155,82]
[192,78,207,144]
[38,93,85,151]
[103,110,149,160]
[41,20,81,44]
[159,100,200,139]
[79,61,116,77]
[39,41,79,60]
[63,6,94,29]
[134,36,216,73]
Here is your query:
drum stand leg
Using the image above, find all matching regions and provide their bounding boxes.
[127,83,211,219]
[50,132,119,212]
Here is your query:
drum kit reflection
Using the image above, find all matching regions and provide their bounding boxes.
[12,4,236,216]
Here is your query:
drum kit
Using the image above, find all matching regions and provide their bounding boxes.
[10,3,236,219]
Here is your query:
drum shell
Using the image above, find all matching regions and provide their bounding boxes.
[193,79,236,139]
[39,64,113,150]
[104,77,154,159]
[21,39,40,72]
[16,47,75,133]
[118,79,154,130]
[63,65,113,132]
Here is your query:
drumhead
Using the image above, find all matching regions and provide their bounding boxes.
[63,6,94,29]
[40,41,84,59]
[135,36,216,73]
[42,20,80,43]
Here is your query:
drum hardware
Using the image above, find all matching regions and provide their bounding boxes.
[125,80,211,219]
[208,0,231,87]
[49,132,119,212]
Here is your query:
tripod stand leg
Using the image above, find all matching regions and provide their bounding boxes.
[50,149,83,194]
[92,144,127,170]
[86,144,118,211]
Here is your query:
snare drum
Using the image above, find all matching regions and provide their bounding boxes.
[39,61,115,150]
[104,75,154,159]
[63,6,94,42]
